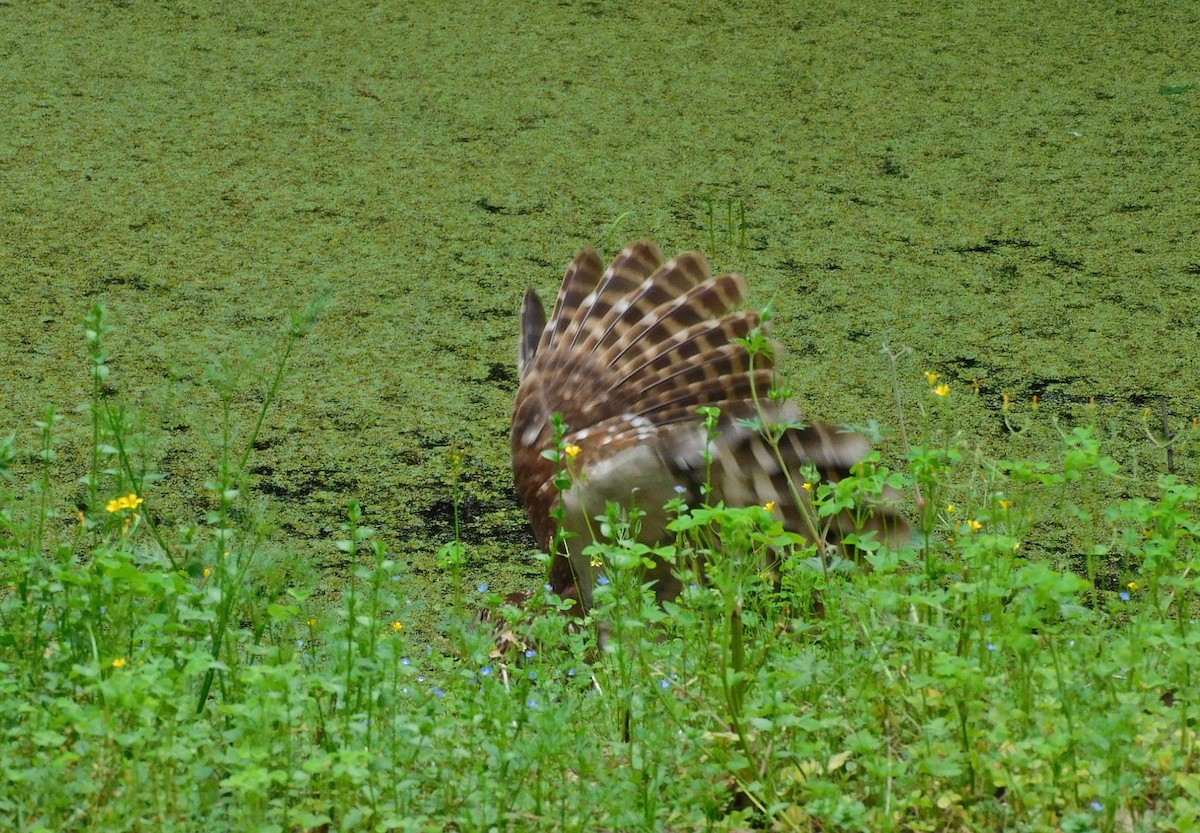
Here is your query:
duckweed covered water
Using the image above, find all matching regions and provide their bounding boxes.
[2,0,1197,617]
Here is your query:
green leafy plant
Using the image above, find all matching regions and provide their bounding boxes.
[2,309,1198,831]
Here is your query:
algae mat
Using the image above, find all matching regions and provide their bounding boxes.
[2,0,1197,612]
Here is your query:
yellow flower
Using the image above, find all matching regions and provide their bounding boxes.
[946,503,957,514]
[105,492,144,513]
[1002,393,1012,411]
[932,384,950,398]
[307,618,318,628]
[390,621,404,633]
[763,501,776,513]
[589,555,603,568]
[564,444,581,460]
[802,482,813,493]
[1012,541,1021,551]
[1031,395,1039,411]
[1127,581,1139,591]
[203,567,212,578]
[998,499,1011,510]
[967,519,982,533]
[112,657,127,669]
[924,371,941,384]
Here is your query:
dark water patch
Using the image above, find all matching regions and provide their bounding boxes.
[483,362,517,387]
[995,262,1019,281]
[252,466,354,501]
[93,273,150,292]
[474,196,542,216]
[462,306,513,323]
[413,431,451,450]
[516,112,549,130]
[775,258,838,293]
[952,238,1036,255]
[295,205,341,219]
[879,156,906,178]
[1026,375,1082,400]
[1043,249,1084,271]
[392,447,424,467]
[417,488,532,548]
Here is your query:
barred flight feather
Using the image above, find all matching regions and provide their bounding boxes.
[512,241,906,610]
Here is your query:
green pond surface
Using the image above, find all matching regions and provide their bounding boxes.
[2,0,1197,619]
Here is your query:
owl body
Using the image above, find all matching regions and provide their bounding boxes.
[511,242,904,610]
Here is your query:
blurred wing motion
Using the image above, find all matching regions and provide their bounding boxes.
[512,241,906,609]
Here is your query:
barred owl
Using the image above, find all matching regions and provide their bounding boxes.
[512,241,905,611]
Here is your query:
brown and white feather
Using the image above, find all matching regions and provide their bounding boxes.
[512,242,906,608]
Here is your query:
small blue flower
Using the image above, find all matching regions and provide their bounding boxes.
[528,670,538,680]
[526,698,538,709]
[401,657,411,665]
[567,668,577,677]
[1120,591,1130,601]
[1090,801,1103,813]
[545,583,553,592]
[674,485,687,494]
[480,666,493,676]
[658,678,671,690]
[987,643,997,652]
[524,648,537,658]
[981,613,991,623]
[477,582,490,593]
[432,687,446,698]
[597,575,610,586]
[417,675,426,682]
